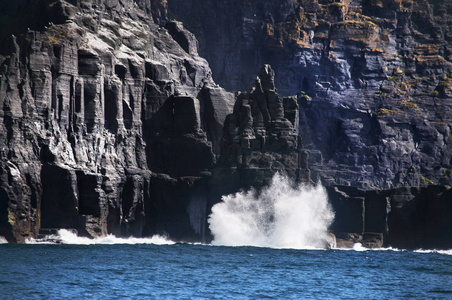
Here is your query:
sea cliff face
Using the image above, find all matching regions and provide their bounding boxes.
[0,0,237,242]
[165,0,452,190]
[0,0,304,243]
[0,0,451,249]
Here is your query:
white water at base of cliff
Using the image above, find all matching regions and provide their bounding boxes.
[208,173,335,249]
[414,249,452,256]
[26,230,175,245]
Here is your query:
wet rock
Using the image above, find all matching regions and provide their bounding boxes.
[329,185,452,249]
[327,186,365,234]
[335,233,363,249]
[361,233,384,249]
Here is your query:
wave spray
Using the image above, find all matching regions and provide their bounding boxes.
[208,173,334,249]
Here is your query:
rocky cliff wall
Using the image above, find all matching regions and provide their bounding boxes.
[165,0,452,189]
[328,184,452,249]
[0,0,307,243]
[0,0,451,249]
[0,0,238,242]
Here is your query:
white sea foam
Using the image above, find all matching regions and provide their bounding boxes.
[352,243,367,251]
[414,249,452,256]
[27,229,175,245]
[437,249,452,256]
[208,173,335,249]
[0,236,8,244]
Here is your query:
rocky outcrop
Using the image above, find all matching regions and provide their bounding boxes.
[1,0,451,250]
[216,65,308,187]
[205,65,308,239]
[165,0,452,190]
[328,184,452,249]
[163,0,452,248]
[0,0,304,244]
[0,0,235,242]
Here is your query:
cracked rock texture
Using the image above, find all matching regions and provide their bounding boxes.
[0,0,451,249]
[207,65,309,228]
[0,0,238,242]
[165,0,452,190]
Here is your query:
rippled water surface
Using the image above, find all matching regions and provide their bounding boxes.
[1,242,451,299]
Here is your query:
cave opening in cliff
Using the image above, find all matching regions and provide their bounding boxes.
[0,189,10,240]
[40,165,78,230]
[115,65,126,81]
[76,172,100,217]
[104,87,119,132]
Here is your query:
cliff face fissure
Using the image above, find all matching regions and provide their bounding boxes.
[166,0,452,190]
[0,0,451,249]
[0,0,236,242]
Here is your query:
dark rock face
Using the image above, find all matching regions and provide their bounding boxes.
[387,186,452,249]
[165,0,452,190]
[328,185,452,249]
[0,0,236,242]
[0,0,451,250]
[217,65,308,187]
[205,66,308,239]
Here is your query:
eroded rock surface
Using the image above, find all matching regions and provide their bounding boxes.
[217,65,308,187]
[166,0,452,189]
[0,0,236,242]
[0,0,451,249]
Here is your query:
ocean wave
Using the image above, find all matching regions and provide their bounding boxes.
[414,249,452,256]
[333,245,452,255]
[332,243,401,252]
[208,172,334,250]
[26,229,175,245]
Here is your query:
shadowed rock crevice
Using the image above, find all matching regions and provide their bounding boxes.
[40,164,79,230]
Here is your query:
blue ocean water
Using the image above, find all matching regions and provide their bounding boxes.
[1,240,451,299]
[2,175,451,299]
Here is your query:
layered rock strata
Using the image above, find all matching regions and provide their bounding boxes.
[0,0,451,250]
[165,0,452,189]
[0,0,305,243]
[0,0,236,242]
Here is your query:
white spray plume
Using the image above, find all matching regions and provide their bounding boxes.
[208,172,334,249]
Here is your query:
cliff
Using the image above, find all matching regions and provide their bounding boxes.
[0,0,304,243]
[0,0,451,249]
[165,0,452,190]
[0,0,237,242]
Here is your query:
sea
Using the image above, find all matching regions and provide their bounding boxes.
[1,236,451,299]
[1,173,451,299]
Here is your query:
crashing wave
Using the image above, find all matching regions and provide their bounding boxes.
[208,172,335,249]
[26,229,175,245]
